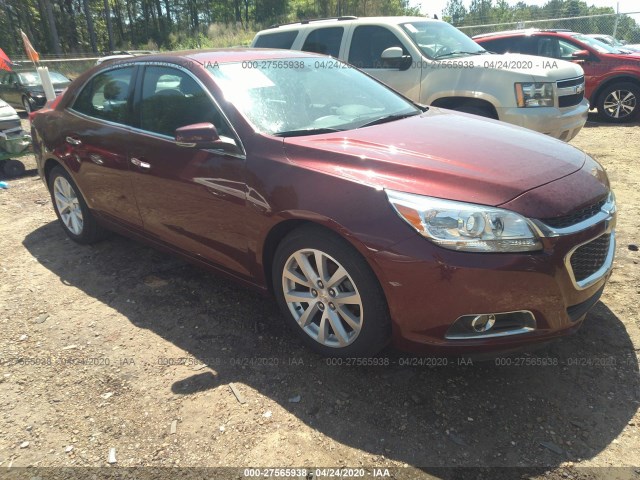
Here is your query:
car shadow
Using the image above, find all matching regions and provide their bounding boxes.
[22,221,639,473]
[584,111,640,127]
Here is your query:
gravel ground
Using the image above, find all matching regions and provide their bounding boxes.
[0,114,638,480]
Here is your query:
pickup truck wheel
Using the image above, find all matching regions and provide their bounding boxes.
[455,105,498,119]
[597,82,639,123]
[273,226,391,357]
[48,165,107,244]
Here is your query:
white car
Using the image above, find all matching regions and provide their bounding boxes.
[585,34,640,53]
[0,98,20,132]
[96,50,158,65]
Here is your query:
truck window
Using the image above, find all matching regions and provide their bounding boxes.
[254,31,299,49]
[302,27,344,57]
[348,26,409,69]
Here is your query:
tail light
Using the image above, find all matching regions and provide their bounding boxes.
[29,90,65,122]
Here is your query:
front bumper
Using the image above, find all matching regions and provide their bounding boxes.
[370,196,616,355]
[499,98,589,141]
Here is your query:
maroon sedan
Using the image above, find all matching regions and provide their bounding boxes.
[31,49,616,357]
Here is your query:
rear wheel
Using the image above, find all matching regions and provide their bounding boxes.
[48,165,107,244]
[596,82,639,123]
[273,226,391,357]
[3,159,25,177]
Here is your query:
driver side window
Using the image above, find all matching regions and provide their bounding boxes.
[348,26,409,69]
[139,65,232,138]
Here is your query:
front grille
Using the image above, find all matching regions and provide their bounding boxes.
[570,234,611,282]
[559,92,584,107]
[557,76,584,88]
[542,197,607,228]
[557,76,585,107]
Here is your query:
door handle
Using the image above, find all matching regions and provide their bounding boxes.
[65,136,81,146]
[130,157,151,169]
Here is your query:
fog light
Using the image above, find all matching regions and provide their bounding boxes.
[471,314,496,332]
[445,310,536,340]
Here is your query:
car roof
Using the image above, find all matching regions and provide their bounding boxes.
[259,16,439,32]
[474,29,576,39]
[105,48,322,66]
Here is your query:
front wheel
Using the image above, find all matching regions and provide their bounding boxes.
[22,96,31,114]
[272,225,391,357]
[48,165,107,244]
[596,82,639,123]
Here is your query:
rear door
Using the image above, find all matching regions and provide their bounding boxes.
[65,65,143,229]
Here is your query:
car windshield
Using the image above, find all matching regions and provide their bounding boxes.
[207,57,420,136]
[18,71,69,85]
[573,34,623,54]
[401,21,486,59]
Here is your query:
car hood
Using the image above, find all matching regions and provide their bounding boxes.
[282,108,586,207]
[458,53,584,80]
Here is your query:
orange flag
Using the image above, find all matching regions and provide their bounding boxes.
[20,30,40,63]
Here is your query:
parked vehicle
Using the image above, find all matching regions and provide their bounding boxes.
[0,98,20,131]
[584,34,640,53]
[474,29,640,122]
[31,49,616,357]
[0,69,71,113]
[252,17,589,141]
[96,50,158,65]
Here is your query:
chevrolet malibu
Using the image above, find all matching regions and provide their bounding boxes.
[31,49,616,357]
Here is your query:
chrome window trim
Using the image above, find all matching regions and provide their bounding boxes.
[67,60,247,159]
[530,191,616,238]
[564,229,616,291]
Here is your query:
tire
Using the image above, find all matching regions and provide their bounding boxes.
[272,225,391,357]
[454,105,498,119]
[22,96,31,114]
[596,82,640,123]
[3,159,25,177]
[47,165,107,244]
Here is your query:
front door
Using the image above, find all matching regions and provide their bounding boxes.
[127,64,251,277]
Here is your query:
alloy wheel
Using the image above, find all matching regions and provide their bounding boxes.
[603,88,636,119]
[53,176,83,235]
[282,248,363,348]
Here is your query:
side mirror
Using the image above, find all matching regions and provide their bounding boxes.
[380,47,412,71]
[175,122,238,152]
[571,50,591,61]
[381,46,403,60]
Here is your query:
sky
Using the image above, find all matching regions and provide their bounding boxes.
[413,0,640,19]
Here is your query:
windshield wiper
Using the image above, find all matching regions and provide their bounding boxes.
[358,111,420,129]
[275,127,344,137]
[434,50,486,59]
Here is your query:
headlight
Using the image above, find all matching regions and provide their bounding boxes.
[515,82,554,107]
[386,190,542,253]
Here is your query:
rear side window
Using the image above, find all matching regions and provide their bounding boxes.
[348,26,409,69]
[479,37,520,54]
[254,31,298,49]
[72,67,135,125]
[302,27,344,57]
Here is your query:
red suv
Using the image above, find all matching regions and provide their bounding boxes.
[474,29,640,123]
[31,50,616,357]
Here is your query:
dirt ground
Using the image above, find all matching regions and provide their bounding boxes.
[0,113,638,479]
